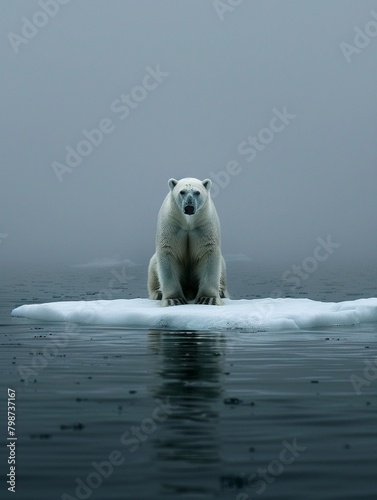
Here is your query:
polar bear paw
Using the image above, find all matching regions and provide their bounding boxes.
[196,296,224,306]
[161,297,188,306]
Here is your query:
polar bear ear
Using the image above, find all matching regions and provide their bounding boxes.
[168,178,178,191]
[202,179,212,191]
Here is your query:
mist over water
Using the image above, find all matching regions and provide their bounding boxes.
[1,1,376,269]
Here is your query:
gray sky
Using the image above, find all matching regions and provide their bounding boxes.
[1,0,376,267]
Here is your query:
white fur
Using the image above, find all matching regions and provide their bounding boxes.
[148,177,228,306]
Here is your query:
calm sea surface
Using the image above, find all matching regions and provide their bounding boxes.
[1,262,377,500]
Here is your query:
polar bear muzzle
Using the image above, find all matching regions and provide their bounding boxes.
[179,188,200,215]
[183,204,195,215]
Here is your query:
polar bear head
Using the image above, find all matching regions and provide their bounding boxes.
[168,177,212,216]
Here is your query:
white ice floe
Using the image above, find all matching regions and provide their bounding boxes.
[11,297,377,331]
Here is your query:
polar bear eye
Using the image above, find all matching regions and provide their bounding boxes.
[180,190,187,195]
[193,191,200,196]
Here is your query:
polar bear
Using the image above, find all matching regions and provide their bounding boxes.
[148,177,228,306]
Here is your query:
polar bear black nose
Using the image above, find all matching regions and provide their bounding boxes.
[184,205,195,215]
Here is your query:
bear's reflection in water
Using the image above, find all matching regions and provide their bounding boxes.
[147,330,226,496]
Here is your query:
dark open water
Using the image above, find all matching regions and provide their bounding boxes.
[1,262,377,500]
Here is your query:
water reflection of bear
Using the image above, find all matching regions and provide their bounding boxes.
[148,330,226,487]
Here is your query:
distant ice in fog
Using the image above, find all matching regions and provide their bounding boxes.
[11,297,377,332]
[224,254,251,262]
[72,257,137,269]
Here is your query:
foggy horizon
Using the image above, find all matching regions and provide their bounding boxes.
[1,0,376,270]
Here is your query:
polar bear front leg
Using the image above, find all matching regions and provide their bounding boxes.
[148,253,163,300]
[157,253,188,306]
[195,251,224,305]
[219,255,229,299]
